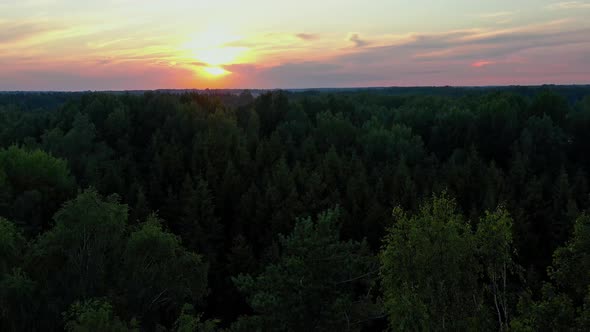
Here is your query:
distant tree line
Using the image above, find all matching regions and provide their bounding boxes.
[1,87,590,331]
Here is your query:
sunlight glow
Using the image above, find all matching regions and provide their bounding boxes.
[181,27,249,67]
[202,66,230,77]
[2,0,588,89]
[194,47,247,66]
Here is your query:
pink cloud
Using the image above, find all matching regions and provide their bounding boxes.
[471,60,494,68]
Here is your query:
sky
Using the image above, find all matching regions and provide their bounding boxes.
[1,0,590,90]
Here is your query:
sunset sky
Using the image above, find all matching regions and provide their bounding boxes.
[1,0,590,90]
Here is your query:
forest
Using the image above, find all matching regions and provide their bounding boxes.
[1,87,590,331]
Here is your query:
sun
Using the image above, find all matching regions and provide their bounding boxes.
[178,27,253,82]
[194,47,246,66]
[181,27,249,67]
[202,66,230,77]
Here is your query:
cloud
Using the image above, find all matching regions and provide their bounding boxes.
[295,33,319,41]
[349,33,369,48]
[413,27,590,61]
[228,61,388,88]
[471,60,494,68]
[547,1,590,9]
[191,61,209,67]
[86,38,132,49]
[2,13,589,90]
[220,20,590,88]
[0,21,62,44]
[0,61,197,91]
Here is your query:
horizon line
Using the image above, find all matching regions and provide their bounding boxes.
[2,83,590,93]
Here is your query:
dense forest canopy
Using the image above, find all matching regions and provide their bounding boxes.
[1,86,590,331]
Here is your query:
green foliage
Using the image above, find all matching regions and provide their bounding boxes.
[476,208,517,330]
[233,209,380,331]
[0,88,589,330]
[64,299,138,332]
[29,189,127,302]
[381,194,484,331]
[174,304,219,332]
[512,214,590,330]
[20,188,128,330]
[0,269,37,331]
[0,146,75,234]
[528,90,569,125]
[177,175,223,263]
[381,195,519,331]
[121,214,208,324]
[550,214,590,299]
[0,218,26,274]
